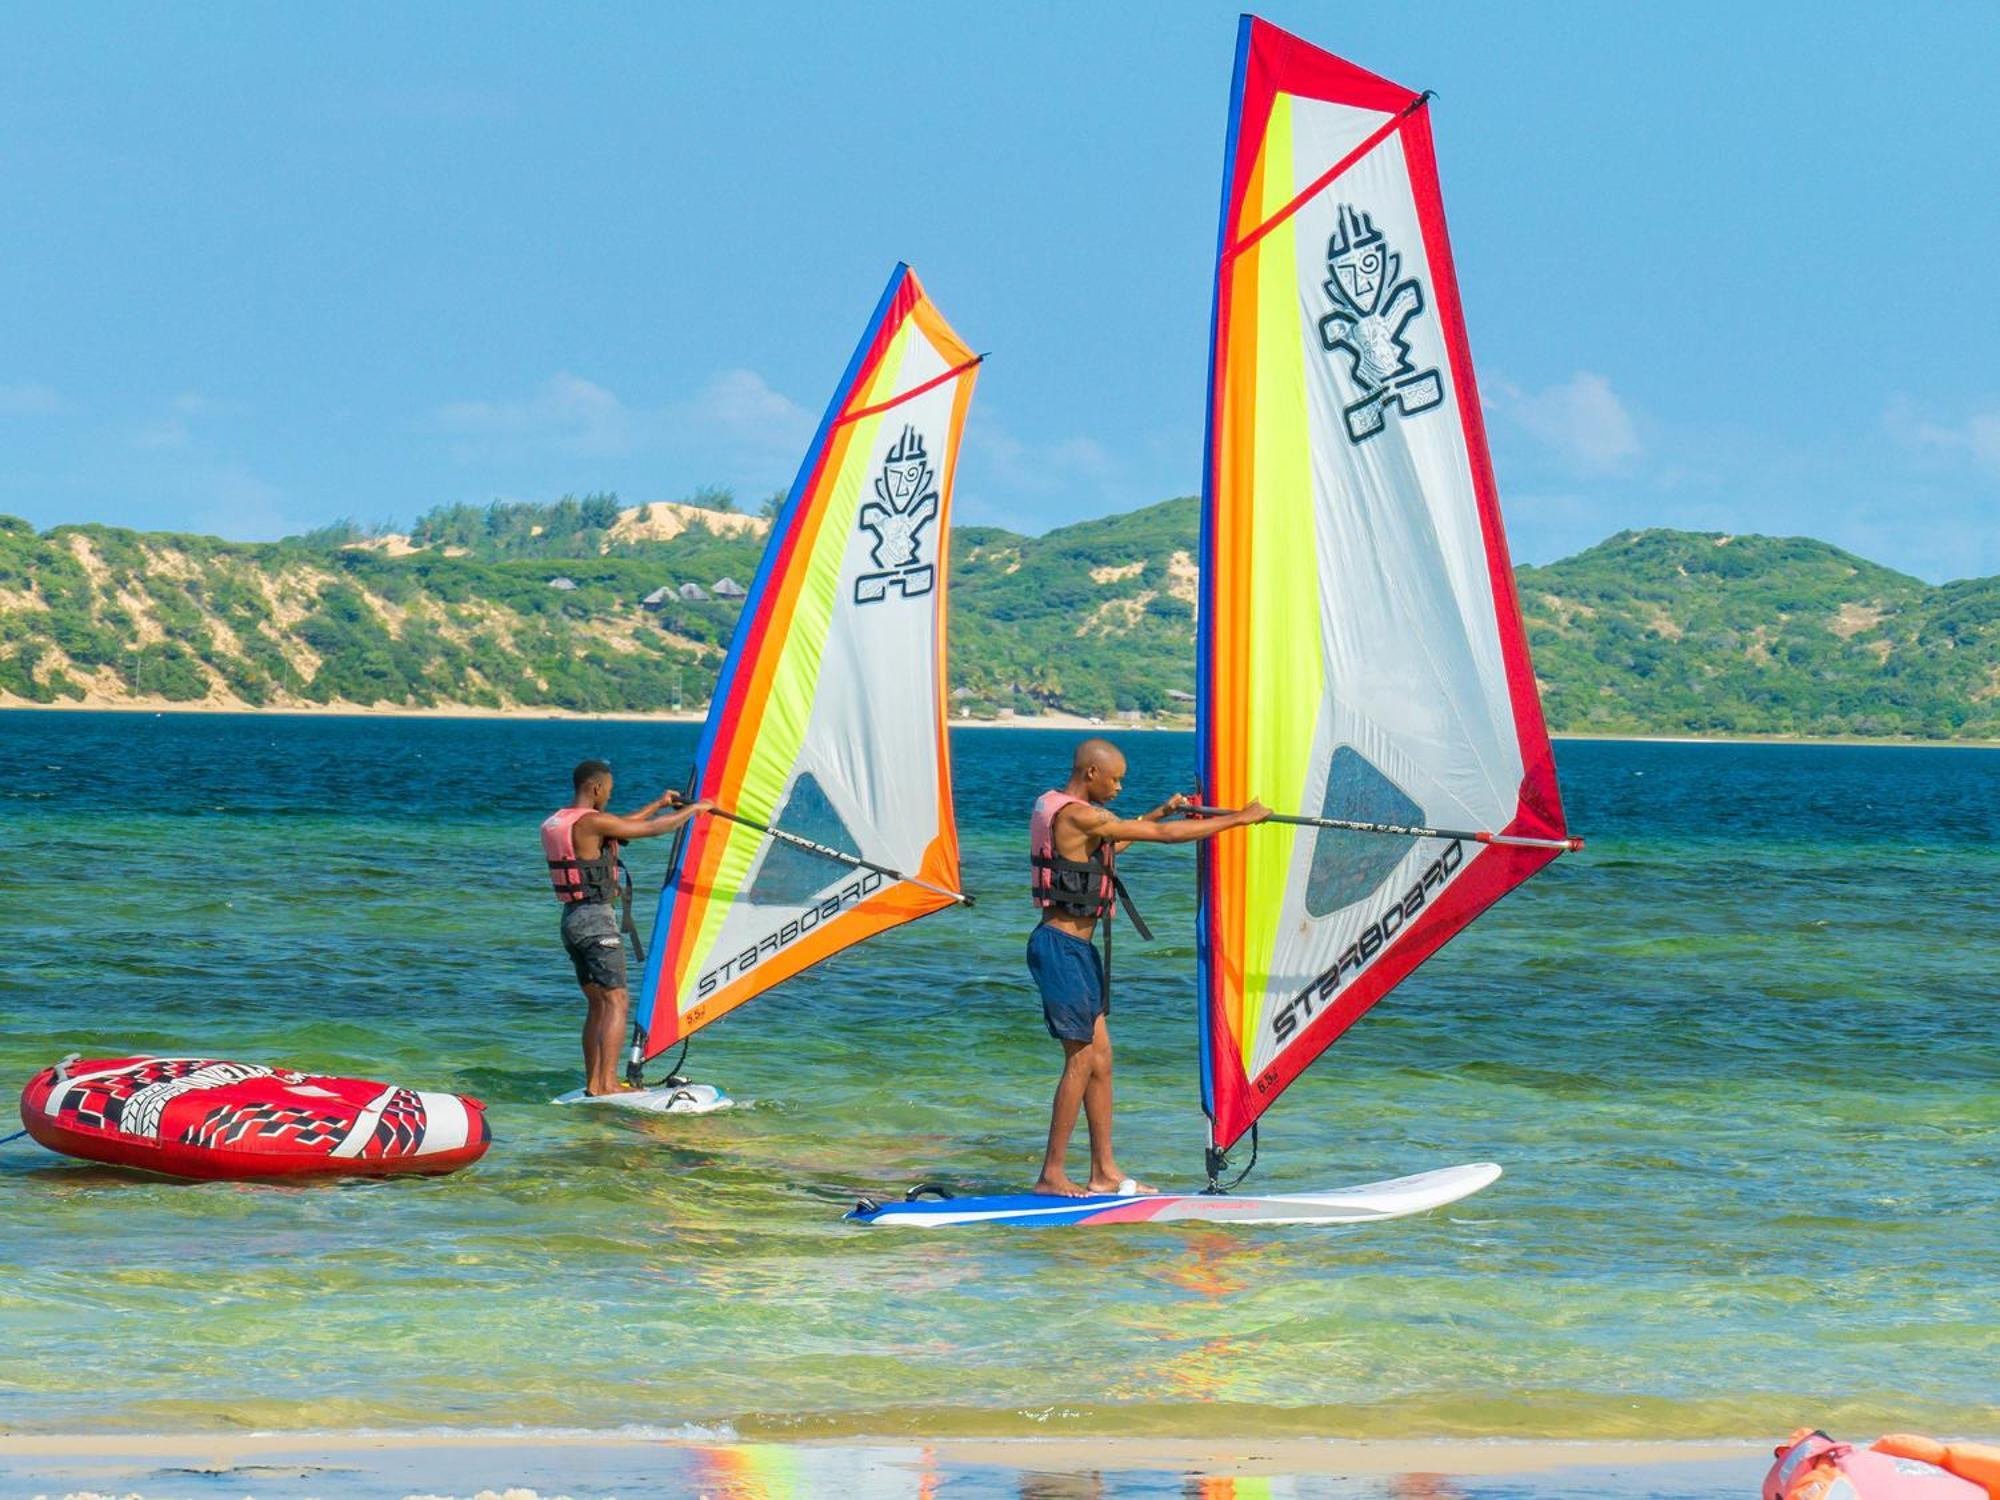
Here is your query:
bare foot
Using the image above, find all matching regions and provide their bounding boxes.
[1033,1173,1090,1198]
[1089,1172,1157,1195]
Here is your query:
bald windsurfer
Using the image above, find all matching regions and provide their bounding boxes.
[1028,738,1268,1196]
[541,760,712,1097]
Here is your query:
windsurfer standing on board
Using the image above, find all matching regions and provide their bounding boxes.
[542,760,712,1097]
[1029,738,1268,1196]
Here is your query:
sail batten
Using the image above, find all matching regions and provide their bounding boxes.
[1197,19,1571,1150]
[634,266,976,1059]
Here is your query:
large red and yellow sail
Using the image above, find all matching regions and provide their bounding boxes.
[635,266,977,1057]
[1197,20,1571,1150]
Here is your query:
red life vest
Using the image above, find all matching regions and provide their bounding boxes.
[1029,789,1118,920]
[540,806,621,905]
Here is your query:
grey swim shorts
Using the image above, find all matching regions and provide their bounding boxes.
[559,901,628,990]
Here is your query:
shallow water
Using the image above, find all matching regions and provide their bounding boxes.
[1,713,1995,1439]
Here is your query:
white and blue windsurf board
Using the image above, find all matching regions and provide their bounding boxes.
[846,1161,1499,1228]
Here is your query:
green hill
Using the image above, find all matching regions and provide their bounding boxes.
[0,499,1994,741]
[951,496,1202,717]
[1520,529,2000,741]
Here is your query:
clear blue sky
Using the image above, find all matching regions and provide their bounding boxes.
[3,2,1995,580]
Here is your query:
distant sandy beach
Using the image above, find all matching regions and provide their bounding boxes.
[0,695,1176,732]
[1548,729,2000,750]
[1,696,1995,747]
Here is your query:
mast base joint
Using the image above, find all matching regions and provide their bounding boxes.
[1203,1144,1229,1195]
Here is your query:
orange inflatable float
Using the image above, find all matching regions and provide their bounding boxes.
[1875,1437,2000,1499]
[1767,1429,2000,1500]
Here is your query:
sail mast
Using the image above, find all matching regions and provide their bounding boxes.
[632,266,979,1062]
[1196,18,1576,1155]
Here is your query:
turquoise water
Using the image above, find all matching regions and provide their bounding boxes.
[1,712,1995,1439]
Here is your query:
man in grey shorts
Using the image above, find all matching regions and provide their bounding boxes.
[541,760,711,1096]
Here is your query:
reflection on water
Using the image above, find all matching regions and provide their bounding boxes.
[1390,1476,1467,1500]
[1020,1471,1106,1500]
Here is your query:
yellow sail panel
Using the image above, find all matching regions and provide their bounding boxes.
[635,267,978,1055]
[1237,90,1325,1050]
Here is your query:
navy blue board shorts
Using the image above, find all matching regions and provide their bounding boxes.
[1027,923,1105,1042]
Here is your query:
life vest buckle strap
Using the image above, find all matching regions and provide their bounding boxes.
[1110,873,1153,942]
[1028,850,1117,919]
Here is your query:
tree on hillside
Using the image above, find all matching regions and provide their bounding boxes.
[760,488,787,519]
[579,492,622,531]
[398,493,625,556]
[692,484,737,514]
[284,518,374,549]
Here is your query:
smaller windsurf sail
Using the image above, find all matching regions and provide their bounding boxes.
[633,265,978,1062]
[1196,18,1577,1156]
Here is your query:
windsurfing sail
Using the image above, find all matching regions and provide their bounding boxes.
[1196,19,1574,1154]
[633,265,978,1061]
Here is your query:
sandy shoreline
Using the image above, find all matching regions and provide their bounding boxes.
[0,1430,1771,1469]
[0,1432,1764,1467]
[0,696,1144,732]
[1548,729,2000,750]
[0,697,1993,747]
[0,1430,1777,1498]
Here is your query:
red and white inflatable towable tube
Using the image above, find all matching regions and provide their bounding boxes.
[19,1056,491,1180]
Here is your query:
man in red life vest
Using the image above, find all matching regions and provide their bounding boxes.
[1028,738,1268,1196]
[541,759,712,1096]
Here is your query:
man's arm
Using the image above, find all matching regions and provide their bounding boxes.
[581,793,715,843]
[1108,792,1193,852]
[1070,799,1270,848]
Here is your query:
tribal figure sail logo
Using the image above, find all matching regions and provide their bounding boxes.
[854,424,939,603]
[1317,205,1444,442]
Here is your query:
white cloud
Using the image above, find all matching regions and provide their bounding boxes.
[1489,372,1640,476]
[674,368,815,458]
[435,371,632,461]
[131,418,193,452]
[170,391,237,418]
[1967,416,2000,476]
[0,382,62,417]
[431,368,815,479]
[1887,396,2000,480]
[128,391,242,453]
[190,464,291,541]
[968,423,1123,504]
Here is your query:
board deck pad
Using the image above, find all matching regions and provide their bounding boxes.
[847,1162,1499,1228]
[551,1082,733,1115]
